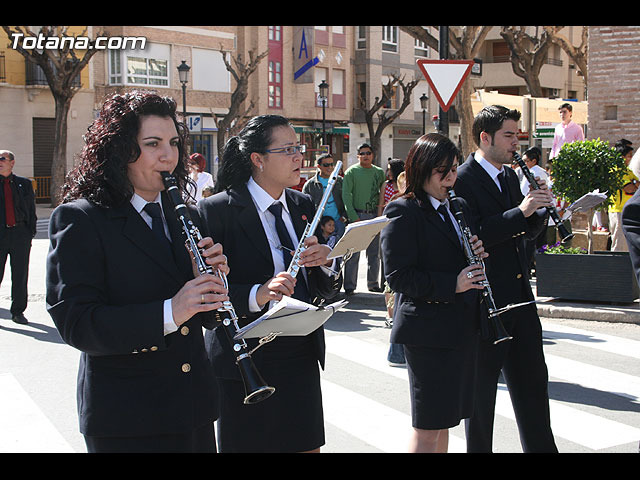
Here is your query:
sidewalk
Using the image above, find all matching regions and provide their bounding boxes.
[350,260,640,326]
[33,204,640,325]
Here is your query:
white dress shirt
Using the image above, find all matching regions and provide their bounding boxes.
[130,192,177,335]
[474,152,506,192]
[427,194,463,243]
[246,177,308,312]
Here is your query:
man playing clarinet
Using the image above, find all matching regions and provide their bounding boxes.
[454,105,558,453]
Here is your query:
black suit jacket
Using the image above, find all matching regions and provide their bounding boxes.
[622,189,640,284]
[46,194,218,437]
[0,174,37,237]
[198,184,331,380]
[381,195,480,349]
[454,154,546,308]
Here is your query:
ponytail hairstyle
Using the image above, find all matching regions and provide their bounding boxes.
[215,114,292,192]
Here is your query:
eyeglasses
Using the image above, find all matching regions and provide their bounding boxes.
[265,144,306,155]
[358,151,373,156]
[320,162,334,167]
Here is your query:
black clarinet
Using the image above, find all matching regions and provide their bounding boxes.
[513,152,574,243]
[447,189,513,345]
[161,172,275,405]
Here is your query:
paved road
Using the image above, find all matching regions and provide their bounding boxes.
[1,216,639,453]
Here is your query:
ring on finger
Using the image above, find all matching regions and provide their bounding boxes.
[201,294,206,304]
[466,272,474,279]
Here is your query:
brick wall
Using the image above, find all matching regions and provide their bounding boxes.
[588,26,640,146]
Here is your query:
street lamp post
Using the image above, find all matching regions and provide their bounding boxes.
[438,26,449,137]
[318,79,329,146]
[177,60,190,119]
[420,93,429,135]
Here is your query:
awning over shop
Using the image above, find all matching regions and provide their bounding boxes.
[293,125,350,135]
[471,89,587,126]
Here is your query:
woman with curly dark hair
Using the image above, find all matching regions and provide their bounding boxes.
[46,90,229,452]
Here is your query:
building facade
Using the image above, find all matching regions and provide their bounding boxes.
[587,26,640,146]
[0,26,95,202]
[1,25,594,202]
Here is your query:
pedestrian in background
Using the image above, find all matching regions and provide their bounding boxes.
[383,170,406,366]
[520,146,550,274]
[302,153,347,240]
[341,143,386,294]
[610,140,638,251]
[550,102,584,159]
[188,152,214,203]
[0,149,37,325]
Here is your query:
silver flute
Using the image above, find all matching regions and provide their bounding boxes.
[287,160,342,279]
[161,171,275,405]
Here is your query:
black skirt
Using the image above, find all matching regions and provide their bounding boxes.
[404,336,478,430]
[216,335,324,453]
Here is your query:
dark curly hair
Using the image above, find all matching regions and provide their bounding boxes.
[62,90,194,207]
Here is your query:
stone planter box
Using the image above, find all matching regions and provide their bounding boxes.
[535,251,639,303]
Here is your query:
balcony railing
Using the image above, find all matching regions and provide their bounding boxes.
[490,55,563,67]
[26,58,81,87]
[0,52,6,82]
[31,176,51,201]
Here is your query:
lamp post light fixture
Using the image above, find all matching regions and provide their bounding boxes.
[177,60,190,118]
[420,93,429,134]
[318,79,329,146]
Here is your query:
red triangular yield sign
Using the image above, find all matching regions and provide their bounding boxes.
[417,59,474,112]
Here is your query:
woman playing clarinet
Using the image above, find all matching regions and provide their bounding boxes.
[380,133,486,452]
[46,91,229,452]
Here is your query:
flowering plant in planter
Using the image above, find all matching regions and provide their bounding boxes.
[538,242,587,255]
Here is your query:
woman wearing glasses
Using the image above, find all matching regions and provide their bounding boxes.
[199,114,335,453]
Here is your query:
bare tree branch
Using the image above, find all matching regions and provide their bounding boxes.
[544,26,588,82]
[2,26,104,205]
[216,45,269,159]
[362,73,419,165]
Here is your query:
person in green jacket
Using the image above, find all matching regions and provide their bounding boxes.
[341,143,386,294]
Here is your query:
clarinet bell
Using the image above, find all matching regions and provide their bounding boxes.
[238,359,276,405]
[489,314,513,345]
[558,223,574,243]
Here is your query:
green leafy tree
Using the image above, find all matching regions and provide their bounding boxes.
[550,138,626,253]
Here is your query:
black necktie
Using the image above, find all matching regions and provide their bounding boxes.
[437,204,456,236]
[498,170,511,206]
[144,202,172,257]
[267,202,310,302]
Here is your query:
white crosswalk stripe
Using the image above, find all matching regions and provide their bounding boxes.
[1,316,638,453]
[0,373,75,453]
[322,320,640,453]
